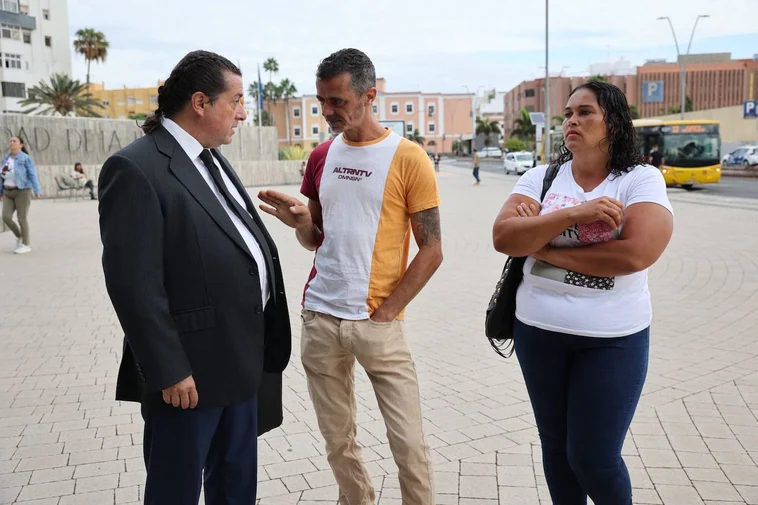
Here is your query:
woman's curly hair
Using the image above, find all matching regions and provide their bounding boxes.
[551,81,645,176]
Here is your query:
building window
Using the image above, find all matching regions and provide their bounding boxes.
[428,122,436,133]
[1,23,21,40]
[2,53,21,69]
[391,103,398,114]
[42,8,49,19]
[372,104,378,114]
[311,105,318,116]
[428,104,435,116]
[406,103,414,113]
[312,125,319,135]
[524,89,535,98]
[1,0,20,13]
[1,81,25,98]
[102,99,110,106]
[294,126,301,137]
[117,100,125,106]
[22,29,30,43]
[136,98,144,105]
[127,97,136,106]
[293,107,300,118]
[44,36,51,47]
[149,95,157,106]
[406,122,414,133]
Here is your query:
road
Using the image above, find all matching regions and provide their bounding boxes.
[447,158,758,200]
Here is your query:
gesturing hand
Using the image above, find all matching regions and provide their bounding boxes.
[162,375,198,409]
[258,190,312,230]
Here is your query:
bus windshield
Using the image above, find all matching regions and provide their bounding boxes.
[660,124,720,168]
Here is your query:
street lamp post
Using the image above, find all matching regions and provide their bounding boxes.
[657,15,709,119]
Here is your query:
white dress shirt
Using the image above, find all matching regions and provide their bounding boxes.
[162,118,269,305]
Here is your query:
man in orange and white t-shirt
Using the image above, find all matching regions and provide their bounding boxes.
[259,48,442,505]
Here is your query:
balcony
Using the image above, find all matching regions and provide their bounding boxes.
[0,10,36,31]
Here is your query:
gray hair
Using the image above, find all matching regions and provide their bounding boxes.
[316,48,376,96]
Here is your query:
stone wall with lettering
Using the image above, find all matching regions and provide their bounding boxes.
[0,114,295,203]
[0,114,279,166]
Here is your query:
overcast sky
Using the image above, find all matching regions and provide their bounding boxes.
[68,0,758,97]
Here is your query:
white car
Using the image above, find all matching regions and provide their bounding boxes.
[721,146,758,168]
[477,147,503,158]
[504,152,536,175]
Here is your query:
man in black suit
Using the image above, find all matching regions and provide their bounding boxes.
[98,50,291,505]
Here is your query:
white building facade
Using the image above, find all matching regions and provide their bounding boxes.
[0,0,71,113]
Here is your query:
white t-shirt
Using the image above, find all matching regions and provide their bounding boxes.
[2,157,16,188]
[511,161,673,338]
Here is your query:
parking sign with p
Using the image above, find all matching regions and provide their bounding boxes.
[744,101,758,118]
[642,81,664,103]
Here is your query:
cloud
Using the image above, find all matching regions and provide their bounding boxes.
[68,0,758,94]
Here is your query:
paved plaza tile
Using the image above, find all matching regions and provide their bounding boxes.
[1,163,757,504]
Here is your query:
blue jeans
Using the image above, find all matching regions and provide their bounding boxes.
[514,319,649,505]
[473,166,480,182]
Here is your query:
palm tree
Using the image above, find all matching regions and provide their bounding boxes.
[279,78,298,145]
[20,73,105,117]
[475,118,502,148]
[406,129,425,146]
[263,82,281,125]
[587,75,608,83]
[512,108,534,142]
[629,105,640,120]
[73,28,109,90]
[263,57,279,118]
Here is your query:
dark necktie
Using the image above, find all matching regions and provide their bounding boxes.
[198,149,273,276]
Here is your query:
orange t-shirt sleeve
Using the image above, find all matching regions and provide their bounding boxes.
[397,139,440,214]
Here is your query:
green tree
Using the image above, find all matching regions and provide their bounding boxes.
[629,104,641,119]
[505,137,527,152]
[247,81,261,111]
[668,96,694,114]
[451,140,460,155]
[252,110,274,126]
[512,108,534,142]
[279,78,297,145]
[475,118,502,148]
[20,73,105,117]
[263,57,279,118]
[128,113,147,120]
[406,129,425,146]
[73,28,109,89]
[587,75,608,83]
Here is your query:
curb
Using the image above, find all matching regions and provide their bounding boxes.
[722,168,758,178]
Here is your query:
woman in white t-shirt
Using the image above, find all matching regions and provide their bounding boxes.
[492,81,673,505]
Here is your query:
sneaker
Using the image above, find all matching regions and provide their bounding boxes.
[14,244,31,254]
[16,238,22,249]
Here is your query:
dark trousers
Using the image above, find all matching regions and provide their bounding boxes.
[473,166,480,182]
[142,395,258,505]
[514,319,649,505]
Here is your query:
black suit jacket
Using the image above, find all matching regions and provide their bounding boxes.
[98,125,291,435]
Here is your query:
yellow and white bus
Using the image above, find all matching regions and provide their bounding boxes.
[633,119,721,188]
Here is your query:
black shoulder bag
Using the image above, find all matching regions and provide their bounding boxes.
[485,164,560,357]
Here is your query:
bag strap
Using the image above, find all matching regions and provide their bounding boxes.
[540,163,560,201]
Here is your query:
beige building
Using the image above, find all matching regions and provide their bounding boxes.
[265,78,476,153]
[88,81,161,119]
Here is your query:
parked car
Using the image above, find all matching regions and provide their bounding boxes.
[504,151,536,175]
[721,146,758,169]
[477,147,503,158]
